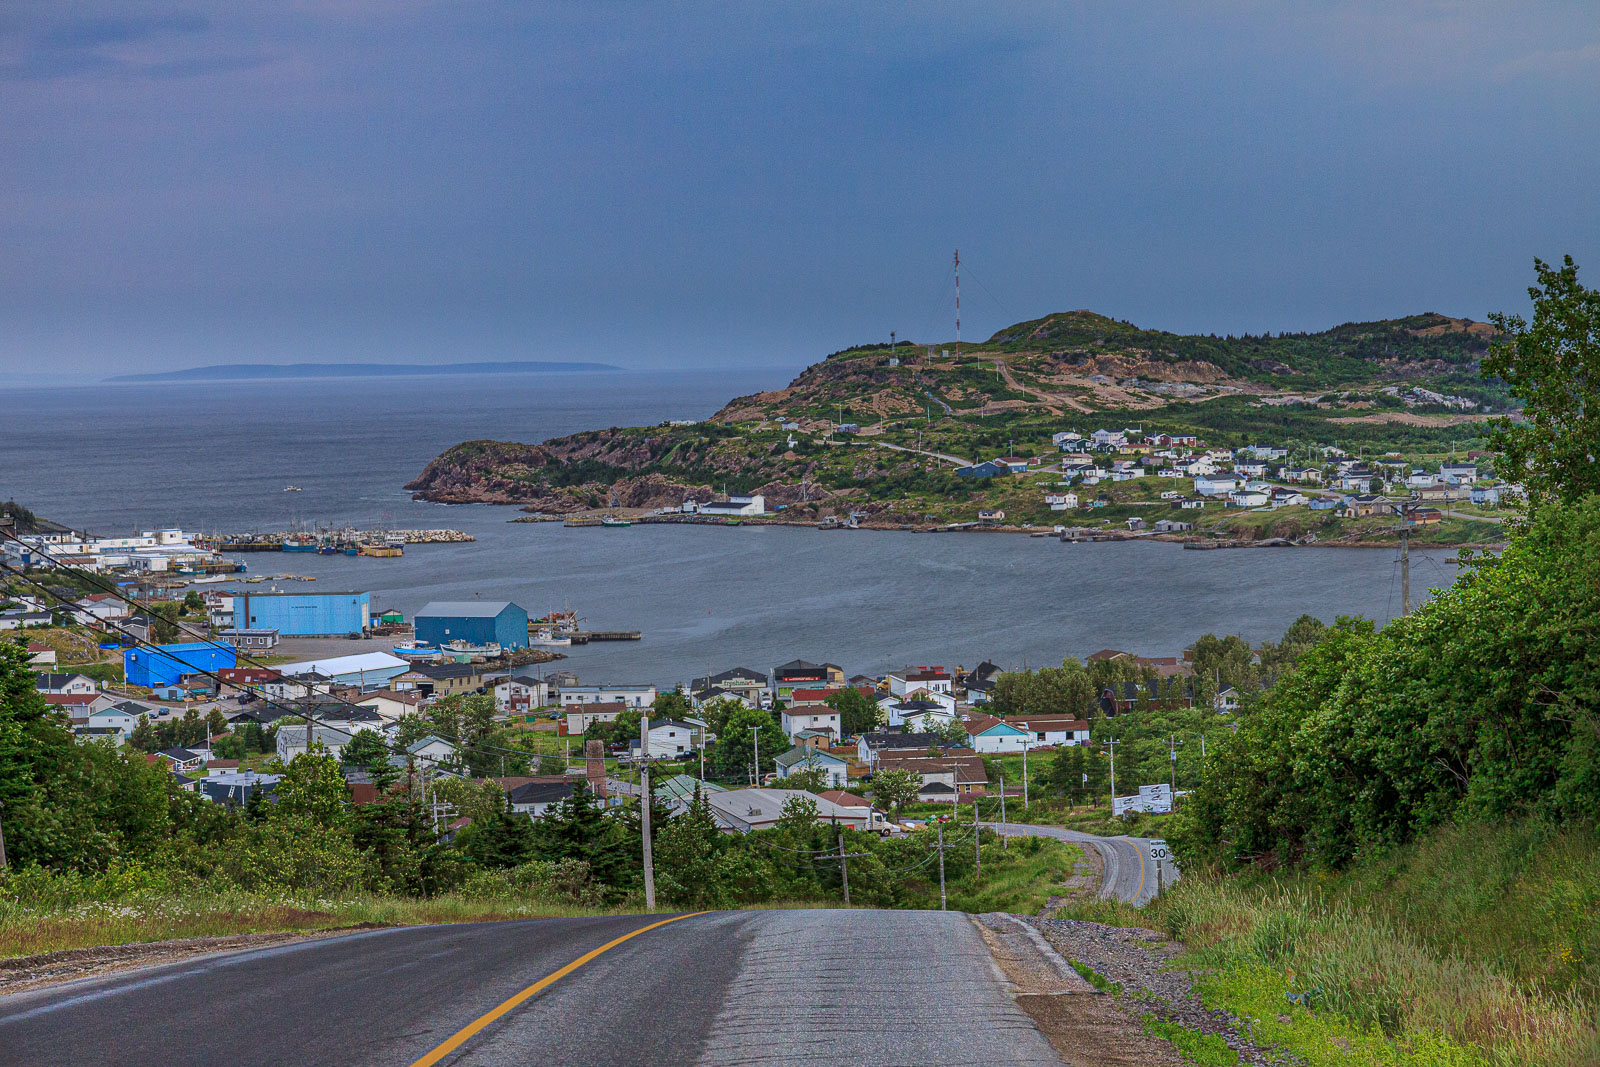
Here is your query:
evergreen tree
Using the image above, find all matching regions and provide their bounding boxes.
[458,796,535,869]
[652,787,730,908]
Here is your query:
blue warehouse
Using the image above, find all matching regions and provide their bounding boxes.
[233,591,370,637]
[414,601,529,650]
[125,642,238,688]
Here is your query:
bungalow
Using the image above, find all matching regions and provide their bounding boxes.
[1005,716,1091,747]
[216,628,279,650]
[898,707,957,733]
[773,745,850,788]
[1469,484,1504,507]
[72,594,129,624]
[559,683,656,708]
[857,731,945,766]
[199,771,280,806]
[1412,484,1457,503]
[1193,474,1243,497]
[872,753,989,797]
[1178,497,1207,510]
[1308,497,1339,511]
[1109,467,1145,482]
[1269,488,1308,507]
[1214,685,1241,713]
[1044,493,1079,511]
[1149,432,1198,447]
[25,642,56,667]
[47,692,104,725]
[216,667,282,697]
[0,610,53,630]
[563,700,628,735]
[1338,495,1391,518]
[628,718,703,758]
[1278,466,1322,484]
[1406,470,1439,489]
[1336,468,1377,492]
[1440,463,1479,485]
[1234,461,1269,478]
[505,778,578,818]
[780,703,842,741]
[815,789,883,829]
[1227,489,1270,508]
[35,672,98,695]
[955,461,1008,479]
[1152,519,1193,533]
[964,714,1033,753]
[1051,431,1084,449]
[275,724,356,762]
[154,747,206,773]
[977,509,1006,524]
[993,456,1030,473]
[706,788,875,832]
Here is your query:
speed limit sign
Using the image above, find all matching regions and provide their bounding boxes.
[1148,839,1170,861]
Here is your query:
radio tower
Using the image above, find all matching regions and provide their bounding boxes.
[954,249,961,362]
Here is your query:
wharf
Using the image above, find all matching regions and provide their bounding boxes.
[569,630,642,644]
[208,529,474,551]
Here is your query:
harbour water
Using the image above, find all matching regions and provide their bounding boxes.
[0,371,1460,684]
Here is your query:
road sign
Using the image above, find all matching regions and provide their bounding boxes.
[1148,839,1170,861]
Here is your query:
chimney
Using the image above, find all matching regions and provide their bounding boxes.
[584,739,607,799]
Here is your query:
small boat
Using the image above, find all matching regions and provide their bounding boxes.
[344,546,359,556]
[528,627,573,647]
[392,645,444,661]
[283,486,302,492]
[282,534,318,552]
[600,516,631,527]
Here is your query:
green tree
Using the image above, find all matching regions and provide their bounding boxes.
[182,591,204,614]
[149,602,180,643]
[710,706,788,782]
[205,707,229,738]
[1483,255,1600,504]
[653,787,732,909]
[129,713,156,753]
[340,728,390,769]
[271,748,349,828]
[825,687,880,736]
[869,767,922,814]
[651,690,693,719]
[456,796,535,869]
[777,763,830,794]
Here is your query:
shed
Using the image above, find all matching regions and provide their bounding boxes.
[233,591,370,637]
[414,601,530,650]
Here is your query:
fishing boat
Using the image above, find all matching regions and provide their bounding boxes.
[392,644,444,662]
[600,515,631,527]
[528,627,573,647]
[283,486,302,492]
[282,532,318,552]
[358,540,403,557]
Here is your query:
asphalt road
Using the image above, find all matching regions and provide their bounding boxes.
[986,822,1177,906]
[0,910,1059,1067]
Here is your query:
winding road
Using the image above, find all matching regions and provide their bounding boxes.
[987,823,1177,906]
[0,910,1060,1067]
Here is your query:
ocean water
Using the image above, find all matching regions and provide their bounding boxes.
[0,371,1459,685]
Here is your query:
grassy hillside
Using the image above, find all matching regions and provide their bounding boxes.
[1078,820,1600,1066]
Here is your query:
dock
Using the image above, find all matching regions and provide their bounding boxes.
[569,631,642,644]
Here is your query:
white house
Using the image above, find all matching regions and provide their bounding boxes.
[406,735,458,765]
[564,701,626,734]
[84,701,152,740]
[275,724,356,762]
[899,707,958,733]
[888,668,952,698]
[35,672,98,695]
[72,594,128,624]
[1005,716,1092,747]
[773,746,850,788]
[1044,493,1079,511]
[493,672,550,714]
[1440,463,1479,486]
[560,684,656,708]
[780,705,841,741]
[628,718,703,758]
[1193,473,1244,497]
[1268,489,1308,507]
[505,779,578,818]
[1228,489,1270,507]
[355,689,422,723]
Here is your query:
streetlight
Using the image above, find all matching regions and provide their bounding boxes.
[749,724,762,786]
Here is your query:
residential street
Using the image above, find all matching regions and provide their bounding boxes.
[0,910,1060,1067]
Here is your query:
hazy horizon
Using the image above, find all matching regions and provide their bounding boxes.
[5,3,1598,378]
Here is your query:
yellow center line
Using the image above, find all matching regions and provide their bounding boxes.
[408,912,710,1067]
[1134,841,1146,902]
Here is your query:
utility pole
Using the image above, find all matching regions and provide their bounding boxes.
[998,776,1007,848]
[749,723,762,786]
[641,716,656,910]
[1401,521,1411,615]
[973,799,981,877]
[0,799,7,871]
[1022,744,1029,808]
[1169,735,1179,793]
[936,823,948,911]
[1107,737,1120,811]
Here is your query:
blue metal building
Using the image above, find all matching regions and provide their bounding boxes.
[414,601,529,649]
[124,642,238,688]
[233,591,370,637]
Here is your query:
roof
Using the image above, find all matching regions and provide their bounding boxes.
[1004,716,1091,731]
[42,693,98,706]
[507,780,577,805]
[816,790,871,808]
[358,688,421,705]
[407,735,454,754]
[157,747,202,760]
[566,700,627,715]
[705,788,868,829]
[775,745,848,769]
[276,652,409,677]
[35,672,92,688]
[413,662,483,679]
[415,601,521,619]
[918,781,956,795]
[860,732,943,751]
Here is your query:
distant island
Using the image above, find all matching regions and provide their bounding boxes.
[107,360,620,383]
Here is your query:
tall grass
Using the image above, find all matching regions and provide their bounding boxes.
[1132,820,1600,1066]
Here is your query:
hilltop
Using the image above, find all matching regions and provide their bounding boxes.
[406,308,1506,530]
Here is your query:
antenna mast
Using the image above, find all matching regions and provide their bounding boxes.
[954,249,961,361]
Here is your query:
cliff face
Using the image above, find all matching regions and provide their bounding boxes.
[404,441,559,503]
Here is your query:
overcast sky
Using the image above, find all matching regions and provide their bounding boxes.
[3,2,1598,378]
